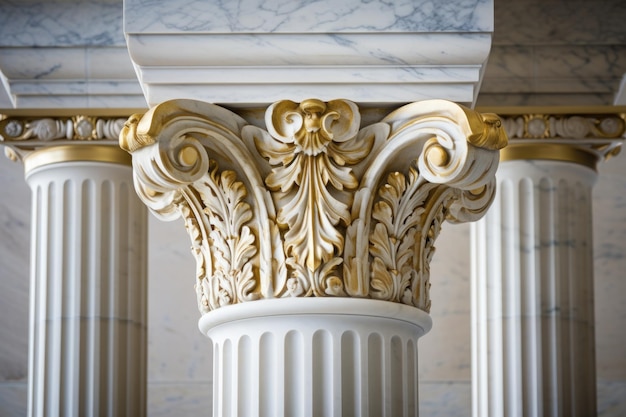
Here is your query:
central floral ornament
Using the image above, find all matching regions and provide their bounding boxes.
[256,99,370,284]
[120,98,507,315]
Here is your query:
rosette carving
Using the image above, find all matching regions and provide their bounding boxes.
[120,98,507,315]
[497,113,624,163]
[501,114,626,140]
[0,115,128,162]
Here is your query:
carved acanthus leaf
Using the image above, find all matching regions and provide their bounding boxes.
[196,161,259,310]
[369,164,436,308]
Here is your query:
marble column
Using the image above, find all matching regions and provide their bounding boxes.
[0,117,148,416]
[120,98,507,416]
[471,113,624,417]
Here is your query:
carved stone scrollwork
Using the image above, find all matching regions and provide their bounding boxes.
[501,114,626,140]
[499,113,625,164]
[120,98,507,314]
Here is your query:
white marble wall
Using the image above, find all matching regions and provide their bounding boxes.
[0,156,30,416]
[0,146,624,416]
[0,0,145,108]
[477,0,626,106]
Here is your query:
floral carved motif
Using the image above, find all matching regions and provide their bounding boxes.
[254,99,373,297]
[0,115,128,161]
[194,161,259,311]
[499,113,624,161]
[501,114,626,140]
[368,164,436,309]
[120,98,507,315]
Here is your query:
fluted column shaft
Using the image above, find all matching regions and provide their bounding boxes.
[24,150,148,417]
[471,159,597,417]
[200,298,430,417]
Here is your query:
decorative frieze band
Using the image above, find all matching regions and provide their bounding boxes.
[2,111,622,165]
[4,113,621,143]
[498,113,624,167]
[500,113,625,140]
[0,115,128,163]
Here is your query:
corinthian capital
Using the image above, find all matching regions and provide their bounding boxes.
[120,99,507,314]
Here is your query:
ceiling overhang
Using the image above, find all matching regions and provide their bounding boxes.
[0,0,145,109]
[123,0,494,108]
[0,0,498,111]
[3,0,623,112]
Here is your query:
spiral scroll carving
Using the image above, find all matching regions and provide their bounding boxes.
[120,98,507,314]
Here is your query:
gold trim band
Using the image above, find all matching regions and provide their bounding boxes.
[24,144,132,173]
[500,143,599,171]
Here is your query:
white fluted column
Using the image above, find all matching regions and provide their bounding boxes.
[201,298,430,417]
[121,98,507,417]
[471,138,616,416]
[23,145,148,417]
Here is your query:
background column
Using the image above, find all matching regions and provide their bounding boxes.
[471,112,623,417]
[23,144,148,417]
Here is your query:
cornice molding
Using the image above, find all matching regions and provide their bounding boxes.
[123,0,494,108]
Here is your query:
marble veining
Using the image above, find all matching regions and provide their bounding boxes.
[0,44,145,109]
[0,2,143,109]
[493,0,626,46]
[127,30,492,106]
[124,0,493,34]
[480,45,626,100]
[419,382,471,417]
[128,33,491,67]
[597,381,626,417]
[0,0,125,47]
[0,161,29,390]
[592,166,626,381]
[477,0,626,106]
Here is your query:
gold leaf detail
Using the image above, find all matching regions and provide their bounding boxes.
[196,161,259,310]
[258,99,371,282]
[369,163,434,305]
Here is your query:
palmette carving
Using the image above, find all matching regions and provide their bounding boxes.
[255,99,372,297]
[120,98,507,315]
